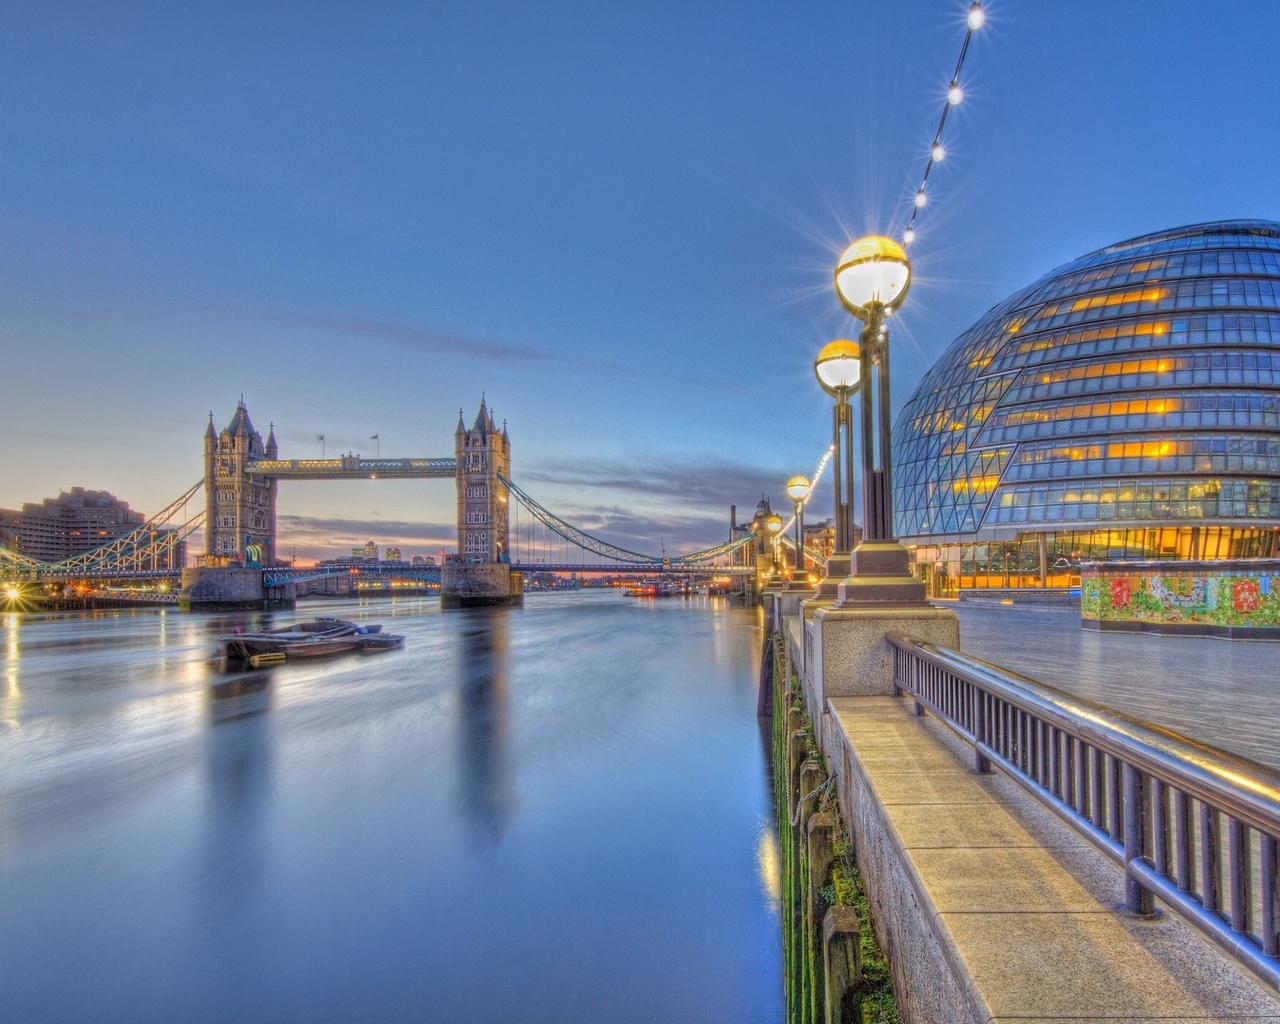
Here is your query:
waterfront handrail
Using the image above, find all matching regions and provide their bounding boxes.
[887,631,1280,991]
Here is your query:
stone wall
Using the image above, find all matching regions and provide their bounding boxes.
[180,566,276,610]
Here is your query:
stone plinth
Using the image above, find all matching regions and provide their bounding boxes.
[777,587,815,618]
[180,566,272,610]
[835,541,926,607]
[809,604,958,711]
[440,563,524,609]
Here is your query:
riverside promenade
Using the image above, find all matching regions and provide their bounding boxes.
[781,597,1280,1023]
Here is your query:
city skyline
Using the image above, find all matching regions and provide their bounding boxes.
[3,2,1279,561]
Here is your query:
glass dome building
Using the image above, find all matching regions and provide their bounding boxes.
[893,219,1280,595]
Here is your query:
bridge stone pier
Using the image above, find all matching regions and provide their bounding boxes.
[770,594,1280,1023]
[181,397,522,610]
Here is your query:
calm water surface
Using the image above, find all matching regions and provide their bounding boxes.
[0,592,782,1023]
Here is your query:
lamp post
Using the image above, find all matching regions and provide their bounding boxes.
[766,513,784,582]
[831,235,927,606]
[785,475,810,581]
[813,339,860,597]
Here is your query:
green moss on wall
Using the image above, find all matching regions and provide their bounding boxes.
[771,638,899,1024]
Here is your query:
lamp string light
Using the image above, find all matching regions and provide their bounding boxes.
[782,444,835,534]
[902,1,985,247]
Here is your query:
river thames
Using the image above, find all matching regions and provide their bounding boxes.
[0,592,783,1023]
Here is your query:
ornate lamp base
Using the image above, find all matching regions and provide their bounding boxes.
[835,540,927,607]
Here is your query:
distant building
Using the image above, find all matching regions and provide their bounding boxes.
[411,554,436,567]
[350,541,379,562]
[6,487,184,568]
[0,508,19,553]
[385,546,402,562]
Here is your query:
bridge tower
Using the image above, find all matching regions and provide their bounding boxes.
[454,398,510,562]
[442,398,521,608]
[203,399,278,566]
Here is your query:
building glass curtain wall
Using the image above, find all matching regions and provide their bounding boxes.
[893,220,1280,595]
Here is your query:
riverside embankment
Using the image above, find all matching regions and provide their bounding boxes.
[774,594,1280,1023]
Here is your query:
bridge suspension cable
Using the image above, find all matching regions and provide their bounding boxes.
[499,474,758,568]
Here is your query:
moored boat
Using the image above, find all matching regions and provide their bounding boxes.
[221,618,388,662]
[281,635,363,659]
[356,633,405,654]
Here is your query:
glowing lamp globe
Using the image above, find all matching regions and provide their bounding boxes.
[766,514,784,535]
[814,339,862,396]
[834,236,912,321]
[785,475,811,503]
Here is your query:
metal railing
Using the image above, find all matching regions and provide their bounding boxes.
[888,632,1280,991]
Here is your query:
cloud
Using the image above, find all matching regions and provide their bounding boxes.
[277,514,452,544]
[227,308,551,364]
[213,304,733,393]
[506,454,800,553]
[520,453,791,509]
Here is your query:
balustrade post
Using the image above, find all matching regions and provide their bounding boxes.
[1122,763,1155,916]
[971,687,989,774]
[1262,833,1279,957]
[1202,805,1222,914]
[1228,817,1251,935]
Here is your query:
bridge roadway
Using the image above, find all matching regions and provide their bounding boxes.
[511,563,753,575]
[245,456,455,479]
[785,600,1280,1021]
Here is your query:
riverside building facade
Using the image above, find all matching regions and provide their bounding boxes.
[893,220,1280,595]
[1,487,184,568]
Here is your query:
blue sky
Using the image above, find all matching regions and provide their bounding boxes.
[3,1,1279,561]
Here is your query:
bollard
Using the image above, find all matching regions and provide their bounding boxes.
[788,731,810,814]
[807,813,835,899]
[787,705,806,746]
[806,812,836,1024]
[822,906,861,1024]
[795,762,823,1024]
[799,761,825,813]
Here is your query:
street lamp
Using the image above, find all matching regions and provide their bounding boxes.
[834,236,910,542]
[831,235,926,606]
[766,513,784,580]
[813,339,860,597]
[785,475,810,580]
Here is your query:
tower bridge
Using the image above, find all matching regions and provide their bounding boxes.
[0,397,769,606]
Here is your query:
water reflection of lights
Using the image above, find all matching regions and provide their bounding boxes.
[756,821,781,912]
[2,612,20,722]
